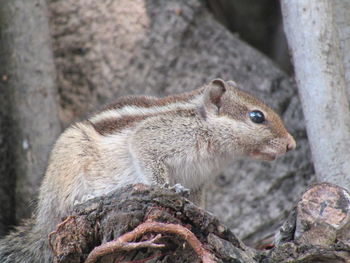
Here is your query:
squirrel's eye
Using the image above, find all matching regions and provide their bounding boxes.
[249,110,265,124]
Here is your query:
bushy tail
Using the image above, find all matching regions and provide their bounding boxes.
[0,218,51,263]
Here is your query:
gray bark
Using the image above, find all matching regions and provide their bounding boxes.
[281,1,350,190]
[48,0,313,246]
[0,0,61,231]
[334,0,350,95]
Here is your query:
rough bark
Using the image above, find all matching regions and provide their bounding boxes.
[48,0,313,245]
[0,0,61,232]
[272,182,350,262]
[281,1,350,190]
[50,184,257,263]
[333,0,350,96]
[50,184,350,263]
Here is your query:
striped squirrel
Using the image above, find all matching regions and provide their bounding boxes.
[0,79,295,262]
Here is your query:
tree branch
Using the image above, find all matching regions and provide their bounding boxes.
[281,0,350,190]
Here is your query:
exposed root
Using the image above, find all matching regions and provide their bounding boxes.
[84,221,216,263]
[85,233,164,263]
[118,252,168,263]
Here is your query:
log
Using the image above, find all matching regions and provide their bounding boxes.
[49,183,350,263]
[272,182,350,263]
[49,184,255,263]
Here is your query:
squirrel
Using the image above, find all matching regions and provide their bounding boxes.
[0,79,295,262]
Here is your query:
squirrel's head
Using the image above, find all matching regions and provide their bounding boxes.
[202,79,296,161]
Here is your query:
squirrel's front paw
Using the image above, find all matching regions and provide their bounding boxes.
[162,183,190,198]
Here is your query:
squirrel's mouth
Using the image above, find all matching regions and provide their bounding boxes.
[250,151,278,161]
[250,135,296,162]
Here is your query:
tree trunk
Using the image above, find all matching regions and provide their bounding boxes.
[0,0,61,233]
[281,1,350,190]
[334,0,350,95]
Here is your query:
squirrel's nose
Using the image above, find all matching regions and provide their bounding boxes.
[286,134,296,152]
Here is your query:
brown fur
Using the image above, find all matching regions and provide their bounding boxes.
[105,88,204,111]
[91,115,148,135]
[92,109,198,135]
[221,87,288,138]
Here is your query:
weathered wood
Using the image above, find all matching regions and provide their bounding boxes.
[50,184,256,263]
[272,183,350,263]
[50,183,350,263]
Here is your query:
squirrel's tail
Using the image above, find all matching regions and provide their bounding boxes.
[0,218,51,263]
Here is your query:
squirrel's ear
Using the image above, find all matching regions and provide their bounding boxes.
[203,79,227,112]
